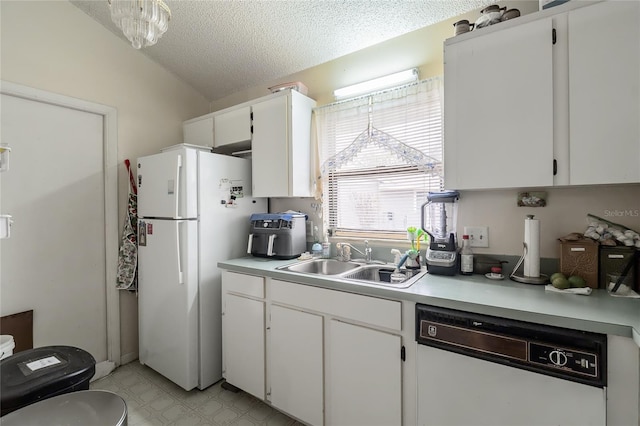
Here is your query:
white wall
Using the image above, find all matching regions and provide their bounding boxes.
[0,0,210,361]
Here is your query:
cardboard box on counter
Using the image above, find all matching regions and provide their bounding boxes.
[559,237,599,289]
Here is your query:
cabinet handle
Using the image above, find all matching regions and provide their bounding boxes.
[553,159,558,176]
[401,345,406,362]
[552,28,557,45]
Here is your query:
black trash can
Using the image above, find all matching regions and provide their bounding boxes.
[0,345,96,416]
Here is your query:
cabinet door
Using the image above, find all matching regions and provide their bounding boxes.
[252,95,289,197]
[327,320,401,426]
[270,305,324,426]
[222,293,265,399]
[444,18,554,189]
[568,2,640,185]
[183,116,213,147]
[214,106,252,148]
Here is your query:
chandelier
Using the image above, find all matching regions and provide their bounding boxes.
[108,0,171,49]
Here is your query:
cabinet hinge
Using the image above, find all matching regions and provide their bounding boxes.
[401,345,406,362]
[553,159,558,176]
[552,28,557,45]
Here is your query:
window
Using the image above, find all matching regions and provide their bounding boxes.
[314,77,443,239]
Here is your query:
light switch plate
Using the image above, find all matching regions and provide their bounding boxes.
[464,226,489,248]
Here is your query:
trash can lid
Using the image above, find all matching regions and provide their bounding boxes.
[0,346,96,411]
[0,390,127,426]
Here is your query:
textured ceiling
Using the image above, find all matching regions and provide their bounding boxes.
[70,0,493,102]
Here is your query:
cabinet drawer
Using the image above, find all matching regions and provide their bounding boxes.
[223,271,264,298]
[270,279,401,331]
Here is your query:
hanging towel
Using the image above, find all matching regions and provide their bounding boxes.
[116,159,138,291]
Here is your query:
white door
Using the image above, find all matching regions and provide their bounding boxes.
[222,293,265,399]
[327,319,402,426]
[137,148,198,219]
[0,92,109,362]
[568,1,640,185]
[444,18,554,189]
[417,345,606,426]
[138,218,198,390]
[270,305,324,426]
[252,95,289,197]
[214,106,252,148]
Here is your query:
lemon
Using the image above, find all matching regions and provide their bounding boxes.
[552,277,570,290]
[568,275,587,288]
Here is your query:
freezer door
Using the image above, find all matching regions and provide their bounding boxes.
[137,148,198,219]
[138,218,199,391]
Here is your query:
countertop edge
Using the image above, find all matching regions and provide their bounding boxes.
[219,258,640,347]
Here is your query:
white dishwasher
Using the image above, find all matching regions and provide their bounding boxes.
[415,304,607,426]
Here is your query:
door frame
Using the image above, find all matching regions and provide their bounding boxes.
[1,80,120,365]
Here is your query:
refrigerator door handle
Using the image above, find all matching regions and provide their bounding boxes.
[176,221,184,284]
[173,154,182,218]
[247,234,253,254]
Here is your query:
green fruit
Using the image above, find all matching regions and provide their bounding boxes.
[552,277,571,290]
[568,275,587,288]
[550,272,566,282]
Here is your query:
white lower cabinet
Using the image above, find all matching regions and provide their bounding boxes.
[269,305,324,426]
[327,319,402,426]
[221,272,265,399]
[222,272,404,425]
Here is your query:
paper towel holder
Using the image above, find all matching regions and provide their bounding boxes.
[510,215,549,284]
[510,242,549,284]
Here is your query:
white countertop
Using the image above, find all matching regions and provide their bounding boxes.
[218,257,640,347]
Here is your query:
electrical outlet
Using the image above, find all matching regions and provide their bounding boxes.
[464,226,489,248]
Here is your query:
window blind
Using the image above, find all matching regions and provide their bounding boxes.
[315,77,444,238]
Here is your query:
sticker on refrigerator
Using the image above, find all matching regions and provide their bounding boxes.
[138,221,147,246]
[219,179,244,208]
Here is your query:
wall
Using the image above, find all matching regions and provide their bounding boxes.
[217,1,640,261]
[0,0,210,362]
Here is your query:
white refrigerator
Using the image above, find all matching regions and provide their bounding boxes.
[136,144,266,391]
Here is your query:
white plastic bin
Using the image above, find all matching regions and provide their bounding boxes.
[0,335,15,360]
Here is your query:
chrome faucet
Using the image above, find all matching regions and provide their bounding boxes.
[337,240,372,263]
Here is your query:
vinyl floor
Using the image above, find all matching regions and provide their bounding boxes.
[90,361,300,426]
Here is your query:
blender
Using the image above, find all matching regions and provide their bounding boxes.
[421,191,460,275]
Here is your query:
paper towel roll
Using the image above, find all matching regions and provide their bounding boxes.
[523,216,540,277]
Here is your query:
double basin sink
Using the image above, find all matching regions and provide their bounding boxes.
[276,258,426,289]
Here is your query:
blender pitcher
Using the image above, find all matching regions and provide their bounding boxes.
[421,191,460,275]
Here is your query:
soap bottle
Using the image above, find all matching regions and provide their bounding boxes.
[322,235,331,259]
[460,234,474,275]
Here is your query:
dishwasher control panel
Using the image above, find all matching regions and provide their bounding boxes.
[529,343,598,378]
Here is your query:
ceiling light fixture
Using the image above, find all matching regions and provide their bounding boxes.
[108,0,171,49]
[333,68,419,100]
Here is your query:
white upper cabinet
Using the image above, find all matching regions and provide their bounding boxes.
[183,89,315,197]
[444,1,640,190]
[252,90,316,198]
[183,115,214,148]
[568,1,640,185]
[214,106,252,148]
[444,18,554,190]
